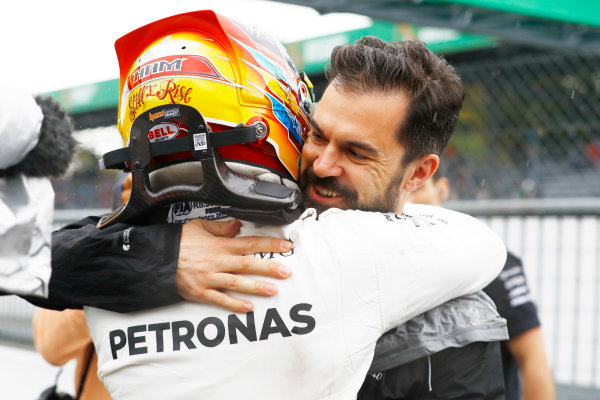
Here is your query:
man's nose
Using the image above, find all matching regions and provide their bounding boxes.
[312,145,343,177]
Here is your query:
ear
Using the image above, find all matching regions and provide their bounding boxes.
[403,154,439,193]
[435,176,450,202]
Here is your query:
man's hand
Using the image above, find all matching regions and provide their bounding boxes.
[176,218,293,313]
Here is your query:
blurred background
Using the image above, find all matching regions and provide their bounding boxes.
[1,0,599,398]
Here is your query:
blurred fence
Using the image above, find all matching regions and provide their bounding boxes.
[446,50,600,201]
[448,198,600,394]
[1,201,599,397]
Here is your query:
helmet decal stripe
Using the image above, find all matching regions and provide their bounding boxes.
[240,58,292,105]
[127,54,244,92]
[231,37,293,90]
[204,117,237,127]
[253,83,303,145]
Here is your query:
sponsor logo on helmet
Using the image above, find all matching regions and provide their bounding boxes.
[129,80,193,122]
[164,108,180,119]
[148,123,179,142]
[149,107,180,122]
[128,55,224,91]
[129,57,185,90]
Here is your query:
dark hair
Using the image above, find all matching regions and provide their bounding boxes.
[325,36,464,166]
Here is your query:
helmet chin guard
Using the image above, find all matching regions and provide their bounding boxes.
[98,104,302,228]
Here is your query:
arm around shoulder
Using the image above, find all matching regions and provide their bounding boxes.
[323,205,506,329]
[31,216,183,312]
[401,203,507,293]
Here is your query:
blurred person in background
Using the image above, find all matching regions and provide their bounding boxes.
[33,308,111,400]
[110,173,132,210]
[408,167,556,400]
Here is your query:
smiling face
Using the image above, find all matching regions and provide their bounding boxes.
[300,84,414,213]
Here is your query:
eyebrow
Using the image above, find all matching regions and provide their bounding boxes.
[310,116,381,156]
[344,140,380,156]
[309,117,321,132]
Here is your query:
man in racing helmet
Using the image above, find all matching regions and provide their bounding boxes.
[68,10,506,399]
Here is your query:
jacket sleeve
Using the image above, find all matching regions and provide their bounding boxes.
[312,204,506,332]
[21,215,183,313]
[375,204,507,330]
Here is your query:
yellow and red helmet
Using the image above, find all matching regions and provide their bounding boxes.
[98,10,314,228]
[117,9,311,179]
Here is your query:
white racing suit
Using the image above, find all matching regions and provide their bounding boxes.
[85,203,507,400]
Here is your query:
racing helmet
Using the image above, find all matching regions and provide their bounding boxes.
[98,10,314,228]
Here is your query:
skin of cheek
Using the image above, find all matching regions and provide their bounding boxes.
[357,164,388,203]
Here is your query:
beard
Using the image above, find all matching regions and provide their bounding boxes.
[300,167,404,214]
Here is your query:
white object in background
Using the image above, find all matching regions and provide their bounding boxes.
[0,175,53,297]
[0,85,43,169]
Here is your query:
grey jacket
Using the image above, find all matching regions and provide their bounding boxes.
[369,290,508,373]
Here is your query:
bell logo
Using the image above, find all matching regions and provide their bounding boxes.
[149,123,179,142]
